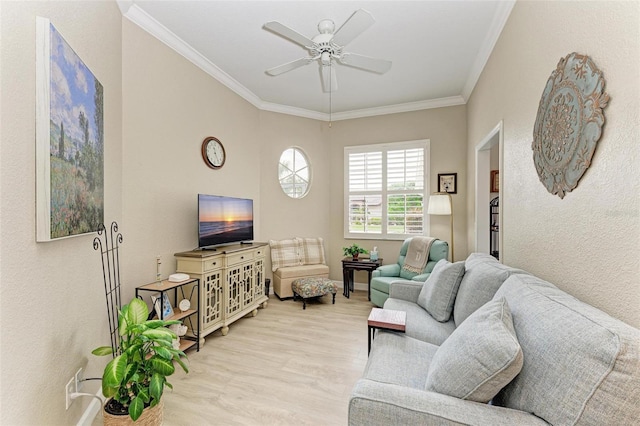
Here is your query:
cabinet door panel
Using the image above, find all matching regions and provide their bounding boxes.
[226,265,243,316]
[202,270,222,330]
[254,257,265,299]
[242,263,254,307]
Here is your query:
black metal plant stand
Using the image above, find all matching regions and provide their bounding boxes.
[93,222,123,357]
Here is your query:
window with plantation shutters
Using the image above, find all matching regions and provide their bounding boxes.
[344,140,429,239]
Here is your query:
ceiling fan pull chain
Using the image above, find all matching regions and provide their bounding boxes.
[329,61,332,128]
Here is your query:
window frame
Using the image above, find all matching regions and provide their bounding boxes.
[344,139,430,240]
[278,146,311,199]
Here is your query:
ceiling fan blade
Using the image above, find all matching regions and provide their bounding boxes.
[264,21,315,48]
[339,52,392,74]
[266,57,314,76]
[321,64,338,93]
[332,9,375,46]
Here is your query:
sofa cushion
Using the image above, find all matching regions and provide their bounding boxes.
[399,267,418,280]
[269,238,302,272]
[453,255,526,326]
[297,237,326,265]
[273,264,329,279]
[417,260,465,322]
[363,332,439,390]
[493,274,640,425]
[384,298,456,346]
[425,297,523,403]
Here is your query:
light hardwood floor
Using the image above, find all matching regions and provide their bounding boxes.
[96,289,374,425]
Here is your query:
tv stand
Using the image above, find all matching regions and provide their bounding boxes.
[174,243,268,340]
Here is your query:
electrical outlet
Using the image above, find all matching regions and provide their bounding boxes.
[65,377,74,409]
[74,367,83,392]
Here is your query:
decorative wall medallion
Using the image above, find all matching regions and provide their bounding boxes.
[532,52,609,198]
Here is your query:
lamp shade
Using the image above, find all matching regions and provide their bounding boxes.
[427,193,452,215]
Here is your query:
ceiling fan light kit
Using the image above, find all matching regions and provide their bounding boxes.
[264,9,392,93]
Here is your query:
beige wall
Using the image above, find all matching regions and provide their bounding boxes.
[327,106,467,283]
[467,0,639,327]
[121,19,263,291]
[258,111,331,274]
[0,1,122,424]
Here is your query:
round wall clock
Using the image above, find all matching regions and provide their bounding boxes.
[201,136,226,169]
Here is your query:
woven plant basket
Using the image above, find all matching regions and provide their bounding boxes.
[103,400,163,426]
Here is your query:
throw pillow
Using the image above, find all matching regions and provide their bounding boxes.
[417,259,465,322]
[269,238,302,272]
[453,259,527,327]
[425,297,523,403]
[298,237,326,265]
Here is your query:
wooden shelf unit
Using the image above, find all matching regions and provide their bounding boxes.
[135,277,200,352]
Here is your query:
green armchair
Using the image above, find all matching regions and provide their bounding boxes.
[370,238,449,307]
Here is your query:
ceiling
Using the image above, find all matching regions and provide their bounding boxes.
[118,1,514,121]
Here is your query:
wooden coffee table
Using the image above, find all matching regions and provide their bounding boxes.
[367,308,406,354]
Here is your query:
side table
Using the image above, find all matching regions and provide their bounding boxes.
[367,308,406,354]
[135,278,200,352]
[342,257,383,300]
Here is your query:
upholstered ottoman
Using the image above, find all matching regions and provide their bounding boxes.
[291,277,337,310]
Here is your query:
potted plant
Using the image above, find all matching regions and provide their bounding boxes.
[343,243,368,260]
[92,297,189,424]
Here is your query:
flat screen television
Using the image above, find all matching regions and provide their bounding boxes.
[198,194,254,249]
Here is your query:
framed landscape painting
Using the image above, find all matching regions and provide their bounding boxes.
[36,17,104,241]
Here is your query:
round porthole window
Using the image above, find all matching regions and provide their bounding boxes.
[278,147,310,198]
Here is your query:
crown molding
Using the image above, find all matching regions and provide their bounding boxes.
[116,0,133,15]
[461,0,515,101]
[258,101,327,121]
[329,96,467,122]
[259,95,466,122]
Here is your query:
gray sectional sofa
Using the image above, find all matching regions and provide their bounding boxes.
[349,253,640,425]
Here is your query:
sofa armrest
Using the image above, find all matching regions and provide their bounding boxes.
[349,379,547,426]
[372,264,400,278]
[388,280,422,303]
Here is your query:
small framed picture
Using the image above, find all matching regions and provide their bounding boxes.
[438,173,457,194]
[151,293,174,319]
[491,170,499,193]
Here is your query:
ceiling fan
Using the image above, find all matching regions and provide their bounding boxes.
[264,9,392,93]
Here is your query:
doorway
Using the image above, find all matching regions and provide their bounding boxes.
[475,121,502,258]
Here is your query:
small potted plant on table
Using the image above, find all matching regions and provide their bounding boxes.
[92,297,189,425]
[343,243,368,260]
